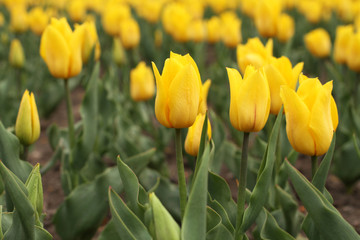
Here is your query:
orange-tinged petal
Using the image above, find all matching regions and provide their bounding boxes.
[280,86,315,155]
[308,81,334,156]
[168,64,200,128]
[41,25,70,79]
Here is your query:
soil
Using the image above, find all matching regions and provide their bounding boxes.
[27,88,360,239]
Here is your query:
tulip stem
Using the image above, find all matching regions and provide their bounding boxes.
[235,132,250,240]
[64,79,75,149]
[175,128,187,221]
[311,155,318,179]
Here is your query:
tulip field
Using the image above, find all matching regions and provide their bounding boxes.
[1,0,360,239]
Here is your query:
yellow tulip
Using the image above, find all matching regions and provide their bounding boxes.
[188,19,206,43]
[276,13,295,43]
[152,52,202,128]
[198,79,211,114]
[112,37,126,66]
[162,3,192,42]
[206,16,221,43]
[236,37,273,74]
[304,28,331,58]
[130,61,155,101]
[15,90,40,146]
[298,1,322,24]
[185,113,212,156]
[220,11,242,48]
[346,31,360,71]
[334,25,353,64]
[227,65,270,132]
[280,75,338,156]
[119,17,140,49]
[240,0,258,17]
[9,6,28,33]
[264,57,303,114]
[9,39,25,68]
[40,18,84,79]
[76,20,101,63]
[102,3,131,36]
[28,7,49,35]
[254,0,281,38]
[136,0,164,24]
[68,0,86,23]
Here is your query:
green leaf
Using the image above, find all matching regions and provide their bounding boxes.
[0,122,32,182]
[241,108,283,233]
[193,113,209,182]
[0,161,34,239]
[260,210,296,240]
[98,220,119,240]
[108,188,152,240]
[206,206,234,240]
[181,144,211,240]
[25,164,43,224]
[285,161,360,240]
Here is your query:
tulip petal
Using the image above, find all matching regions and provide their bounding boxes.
[198,79,211,114]
[168,63,200,128]
[297,77,322,111]
[291,62,304,89]
[162,57,183,89]
[68,25,83,78]
[264,64,286,114]
[331,97,338,131]
[41,25,71,78]
[308,81,334,156]
[15,90,33,145]
[30,93,40,143]
[280,86,315,155]
[227,67,242,130]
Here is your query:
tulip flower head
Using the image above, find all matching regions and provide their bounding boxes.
[280,75,338,156]
[304,28,331,58]
[28,7,49,35]
[40,18,84,79]
[220,11,242,48]
[227,65,271,132]
[334,25,353,65]
[264,56,303,114]
[9,39,25,68]
[15,90,41,146]
[119,17,140,49]
[152,52,202,129]
[237,37,273,74]
[206,16,221,43]
[76,20,101,64]
[130,61,155,101]
[276,13,295,43]
[346,31,360,72]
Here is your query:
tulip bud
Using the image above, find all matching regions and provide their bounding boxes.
[276,14,295,43]
[119,17,140,49]
[237,37,273,74]
[10,6,28,33]
[40,17,84,79]
[9,39,25,68]
[280,75,338,156]
[112,37,126,66]
[264,57,303,114]
[15,90,41,145]
[130,62,155,101]
[254,0,281,38]
[68,0,86,23]
[346,31,360,71]
[304,28,331,58]
[102,3,131,36]
[298,1,322,24]
[334,25,353,64]
[152,52,202,128]
[28,7,49,36]
[227,65,270,132]
[185,113,212,156]
[220,11,242,48]
[162,3,192,42]
[149,193,180,240]
[76,20,101,64]
[206,16,221,44]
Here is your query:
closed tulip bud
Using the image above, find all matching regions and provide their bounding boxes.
[40,18,84,79]
[276,13,295,43]
[254,0,281,38]
[264,57,303,114]
[28,7,49,36]
[10,6,28,33]
[185,113,212,156]
[15,90,41,146]
[280,75,338,156]
[304,28,331,58]
[188,19,206,43]
[68,0,86,23]
[152,52,202,128]
[206,16,221,43]
[102,3,131,36]
[298,1,322,24]
[227,65,270,132]
[9,39,25,68]
[346,31,360,71]
[162,3,192,42]
[112,37,126,66]
[149,193,180,240]
[76,20,101,64]
[237,37,273,74]
[130,61,155,101]
[119,17,140,49]
[220,11,242,48]
[334,25,353,64]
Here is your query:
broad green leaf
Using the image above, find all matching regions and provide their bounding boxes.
[25,164,43,224]
[241,108,283,233]
[207,197,235,234]
[34,226,53,240]
[206,206,234,240]
[108,188,152,240]
[181,144,211,240]
[0,122,32,182]
[98,220,119,240]
[285,161,360,240]
[0,162,34,239]
[260,210,296,240]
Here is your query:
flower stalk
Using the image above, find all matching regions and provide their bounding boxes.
[175,128,187,220]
